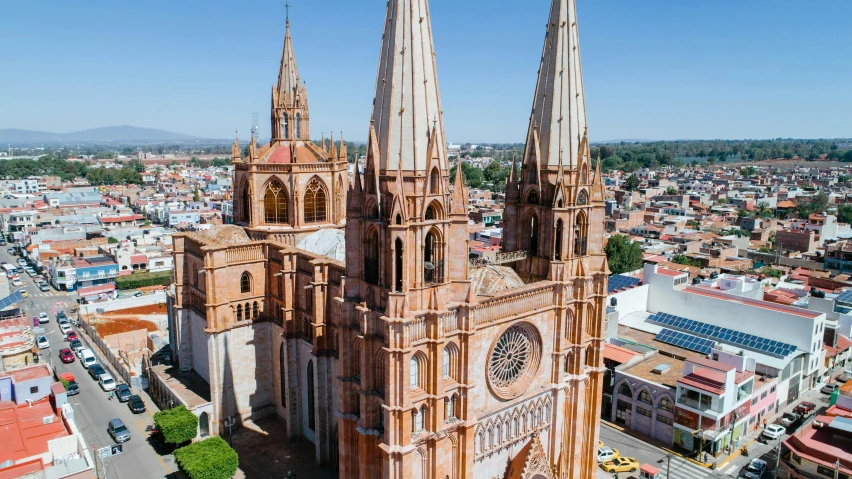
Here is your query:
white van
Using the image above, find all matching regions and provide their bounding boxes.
[80,349,97,369]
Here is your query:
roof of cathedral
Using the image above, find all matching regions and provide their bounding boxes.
[470,264,527,297]
[195,225,250,246]
[257,140,327,164]
[295,229,345,262]
[526,0,587,168]
[370,0,446,173]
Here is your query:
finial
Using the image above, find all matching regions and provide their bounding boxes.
[285,1,291,22]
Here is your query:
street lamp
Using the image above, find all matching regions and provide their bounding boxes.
[224,415,236,446]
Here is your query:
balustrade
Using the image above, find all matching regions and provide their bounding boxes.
[226,245,264,264]
[406,316,428,346]
[471,284,555,327]
[442,310,459,333]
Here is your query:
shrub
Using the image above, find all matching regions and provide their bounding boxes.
[153,405,198,445]
[174,437,239,479]
[115,270,173,290]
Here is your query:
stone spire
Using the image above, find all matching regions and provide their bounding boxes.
[524,0,587,170]
[231,131,241,163]
[276,20,300,106]
[370,0,446,173]
[451,160,468,216]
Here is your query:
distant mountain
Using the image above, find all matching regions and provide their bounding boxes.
[0,125,201,143]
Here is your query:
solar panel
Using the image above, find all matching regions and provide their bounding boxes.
[654,328,714,355]
[836,290,852,305]
[0,291,24,310]
[648,311,798,358]
[608,274,641,294]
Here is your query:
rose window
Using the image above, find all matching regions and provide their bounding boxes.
[487,323,542,400]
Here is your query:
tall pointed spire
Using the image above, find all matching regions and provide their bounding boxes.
[277,19,300,105]
[451,160,468,216]
[231,130,241,162]
[371,0,446,173]
[525,0,587,169]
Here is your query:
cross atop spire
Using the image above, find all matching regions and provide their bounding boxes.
[284,1,290,22]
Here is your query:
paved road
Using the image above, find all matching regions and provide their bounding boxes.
[6,248,178,479]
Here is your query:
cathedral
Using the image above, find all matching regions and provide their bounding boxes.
[167,0,608,478]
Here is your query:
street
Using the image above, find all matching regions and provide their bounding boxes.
[6,247,178,479]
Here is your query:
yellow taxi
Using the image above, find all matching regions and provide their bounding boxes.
[18,290,28,298]
[601,457,639,474]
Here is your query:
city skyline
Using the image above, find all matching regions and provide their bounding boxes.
[1,0,850,142]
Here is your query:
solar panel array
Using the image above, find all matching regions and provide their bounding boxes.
[608,274,641,294]
[648,311,797,358]
[835,290,852,305]
[0,291,24,310]
[654,328,715,355]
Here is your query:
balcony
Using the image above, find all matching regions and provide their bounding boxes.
[677,396,720,414]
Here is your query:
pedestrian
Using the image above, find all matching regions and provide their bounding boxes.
[30,301,34,308]
[763,419,767,429]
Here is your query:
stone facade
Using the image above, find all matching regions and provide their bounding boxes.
[168,0,607,478]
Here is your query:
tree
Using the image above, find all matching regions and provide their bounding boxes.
[624,175,640,191]
[795,191,829,218]
[107,237,119,244]
[740,166,756,177]
[174,437,239,479]
[672,255,701,267]
[153,405,198,445]
[604,234,644,274]
[193,185,201,202]
[449,162,484,189]
[666,186,678,195]
[838,204,852,224]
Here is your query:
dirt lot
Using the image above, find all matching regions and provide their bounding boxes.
[85,303,168,336]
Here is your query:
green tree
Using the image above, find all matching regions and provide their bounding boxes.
[624,175,640,191]
[107,237,119,244]
[153,405,198,445]
[449,162,484,189]
[837,204,852,224]
[740,166,756,176]
[672,255,701,267]
[795,191,829,218]
[666,186,678,195]
[174,437,238,479]
[604,234,644,274]
[193,185,200,202]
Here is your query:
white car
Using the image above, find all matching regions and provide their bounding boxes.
[38,313,49,324]
[99,374,117,392]
[11,278,22,287]
[37,336,50,349]
[59,323,72,335]
[598,446,619,463]
[763,424,786,440]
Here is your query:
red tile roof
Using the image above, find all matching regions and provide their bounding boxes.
[0,398,68,465]
[825,335,852,358]
[76,284,116,296]
[735,370,755,384]
[658,268,687,277]
[679,370,725,395]
[604,344,639,364]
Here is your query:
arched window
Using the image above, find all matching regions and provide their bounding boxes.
[410,357,420,389]
[659,397,674,413]
[430,167,440,195]
[618,383,633,397]
[443,343,458,381]
[365,228,379,285]
[448,394,458,420]
[279,344,286,407]
[240,272,252,294]
[375,351,386,393]
[394,238,404,292]
[527,189,539,205]
[524,214,539,256]
[443,348,450,377]
[252,301,259,320]
[307,361,315,430]
[236,304,243,322]
[304,178,327,223]
[295,113,301,139]
[638,390,652,404]
[416,406,426,433]
[395,214,402,225]
[241,184,251,223]
[424,229,442,283]
[282,114,289,139]
[477,431,484,453]
[554,219,564,260]
[574,211,588,256]
[425,202,438,221]
[263,179,289,224]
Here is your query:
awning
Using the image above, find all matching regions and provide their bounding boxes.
[76,283,116,297]
[603,343,639,365]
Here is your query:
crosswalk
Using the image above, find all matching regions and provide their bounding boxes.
[658,456,711,479]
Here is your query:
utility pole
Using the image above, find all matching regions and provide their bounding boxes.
[666,453,672,479]
[835,459,841,479]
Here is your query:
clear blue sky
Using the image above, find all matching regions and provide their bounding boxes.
[1,0,850,142]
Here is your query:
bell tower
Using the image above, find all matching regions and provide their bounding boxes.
[338,0,471,476]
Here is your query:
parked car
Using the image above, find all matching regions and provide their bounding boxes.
[6,248,14,255]
[37,336,50,349]
[39,283,50,292]
[16,259,26,266]
[839,370,852,383]
[600,457,639,474]
[56,311,67,322]
[38,312,49,324]
[59,372,75,383]
[18,289,27,298]
[778,413,801,428]
[128,395,146,414]
[65,331,78,342]
[763,424,786,440]
[65,380,79,396]
[116,384,132,402]
[99,374,117,392]
[794,402,817,417]
[745,459,768,479]
[88,364,105,380]
[108,419,131,443]
[11,278,22,287]
[70,339,84,355]
[597,446,620,463]
[59,323,72,335]
[822,384,840,395]
[59,348,75,363]
[80,349,97,368]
